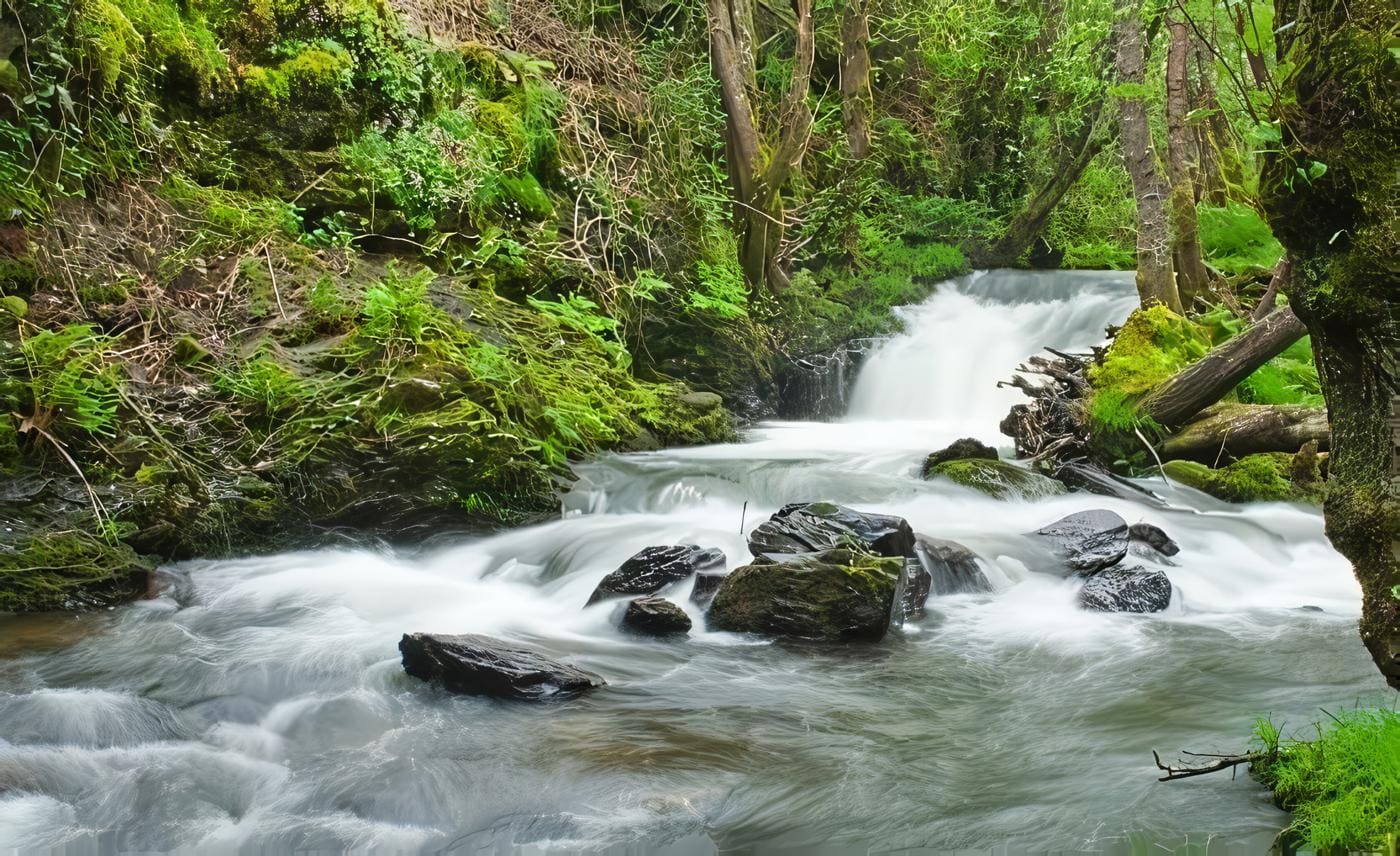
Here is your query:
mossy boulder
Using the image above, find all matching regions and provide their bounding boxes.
[0,529,152,612]
[923,458,1066,500]
[1162,454,1321,504]
[921,437,997,473]
[707,547,906,642]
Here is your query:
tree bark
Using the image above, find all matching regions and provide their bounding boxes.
[1112,0,1181,312]
[984,97,1108,266]
[1261,0,1399,689]
[1189,34,1237,204]
[1165,11,1210,305]
[1250,257,1292,321]
[839,0,872,159]
[1140,306,1306,427]
[708,0,815,295]
[1158,403,1329,462]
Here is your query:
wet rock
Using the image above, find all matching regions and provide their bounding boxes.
[399,633,604,701]
[915,536,992,596]
[900,558,932,619]
[689,572,726,609]
[748,502,915,559]
[1032,509,1129,575]
[1077,567,1172,613]
[923,458,1066,500]
[1128,523,1180,557]
[1053,462,1168,507]
[586,545,726,606]
[678,391,724,411]
[921,437,998,474]
[708,547,906,642]
[621,597,692,637]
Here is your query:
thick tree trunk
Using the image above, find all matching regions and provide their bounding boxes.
[1140,306,1306,427]
[1165,12,1210,305]
[707,0,815,294]
[1112,0,1181,312]
[1158,403,1329,462]
[1261,0,1399,689]
[985,98,1108,266]
[839,0,872,159]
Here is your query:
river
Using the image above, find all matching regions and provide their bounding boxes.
[0,269,1385,854]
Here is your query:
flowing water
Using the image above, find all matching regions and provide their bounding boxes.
[0,270,1387,855]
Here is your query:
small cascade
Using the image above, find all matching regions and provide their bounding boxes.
[775,337,883,420]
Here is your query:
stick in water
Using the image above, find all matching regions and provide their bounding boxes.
[739,500,748,533]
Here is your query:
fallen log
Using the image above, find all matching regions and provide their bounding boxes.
[1140,306,1307,428]
[1158,403,1329,463]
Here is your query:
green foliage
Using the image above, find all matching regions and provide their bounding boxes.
[19,324,122,436]
[1194,306,1324,406]
[1197,200,1285,274]
[212,352,309,418]
[1045,156,1136,269]
[0,527,151,611]
[1086,305,1209,438]
[1253,709,1400,852]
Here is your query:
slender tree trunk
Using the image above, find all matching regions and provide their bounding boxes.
[1112,0,1181,312]
[1165,11,1210,305]
[707,0,815,294]
[1262,0,1399,690]
[839,0,872,159]
[1251,257,1292,321]
[1190,34,1235,203]
[984,98,1108,265]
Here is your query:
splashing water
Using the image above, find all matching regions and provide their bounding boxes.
[0,270,1383,855]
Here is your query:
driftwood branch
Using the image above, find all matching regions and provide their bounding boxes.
[1153,749,1268,781]
[1159,402,1329,462]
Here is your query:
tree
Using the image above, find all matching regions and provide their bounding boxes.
[1259,0,1399,690]
[1164,6,1210,304]
[706,0,816,294]
[1111,0,1181,311]
[838,0,873,159]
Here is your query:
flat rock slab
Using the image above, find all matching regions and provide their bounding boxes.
[1032,509,1129,575]
[748,502,915,559]
[586,545,726,606]
[1077,568,1172,613]
[399,633,604,701]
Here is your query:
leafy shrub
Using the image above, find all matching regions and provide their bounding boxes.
[19,324,123,436]
[1197,200,1284,275]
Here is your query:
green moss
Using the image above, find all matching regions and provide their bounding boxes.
[923,458,1066,500]
[1162,453,1316,503]
[1197,200,1284,276]
[0,414,21,475]
[74,0,144,89]
[1252,709,1400,852]
[0,529,152,612]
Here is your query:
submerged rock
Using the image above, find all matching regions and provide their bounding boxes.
[1128,523,1180,557]
[1053,462,1168,507]
[399,633,604,701]
[923,458,1066,500]
[914,535,992,596]
[585,545,726,606]
[689,572,726,608]
[1031,509,1129,575]
[1077,567,1172,613]
[747,502,915,559]
[921,438,998,474]
[708,547,906,641]
[900,558,932,619]
[621,597,692,637]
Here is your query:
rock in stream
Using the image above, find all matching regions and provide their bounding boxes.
[586,544,726,606]
[1077,567,1173,613]
[747,502,916,559]
[399,633,604,701]
[1031,509,1129,575]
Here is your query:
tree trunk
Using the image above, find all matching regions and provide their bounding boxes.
[984,98,1108,266]
[1140,306,1306,427]
[839,0,872,159]
[1261,0,1399,689]
[1112,0,1181,312]
[707,0,815,294]
[1158,403,1329,462]
[1189,34,1236,204]
[1165,12,1210,305]
[1250,257,1292,321]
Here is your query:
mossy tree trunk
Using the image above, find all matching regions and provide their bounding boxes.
[1112,0,1182,312]
[1261,0,1399,690]
[707,0,816,295]
[1165,11,1210,305]
[838,0,873,160]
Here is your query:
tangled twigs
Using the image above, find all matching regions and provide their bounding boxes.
[998,346,1096,462]
[1153,749,1269,781]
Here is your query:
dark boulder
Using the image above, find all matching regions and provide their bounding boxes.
[708,547,906,641]
[586,545,726,606]
[923,458,1066,500]
[1129,523,1180,557]
[1053,462,1168,507]
[748,502,915,559]
[689,572,726,609]
[1077,567,1173,613]
[915,536,992,596]
[1031,509,1129,575]
[399,633,605,701]
[900,558,932,619]
[921,438,998,475]
[621,597,692,637]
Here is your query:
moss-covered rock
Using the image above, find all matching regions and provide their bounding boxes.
[707,547,906,642]
[924,458,1066,500]
[1162,453,1322,504]
[0,528,151,612]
